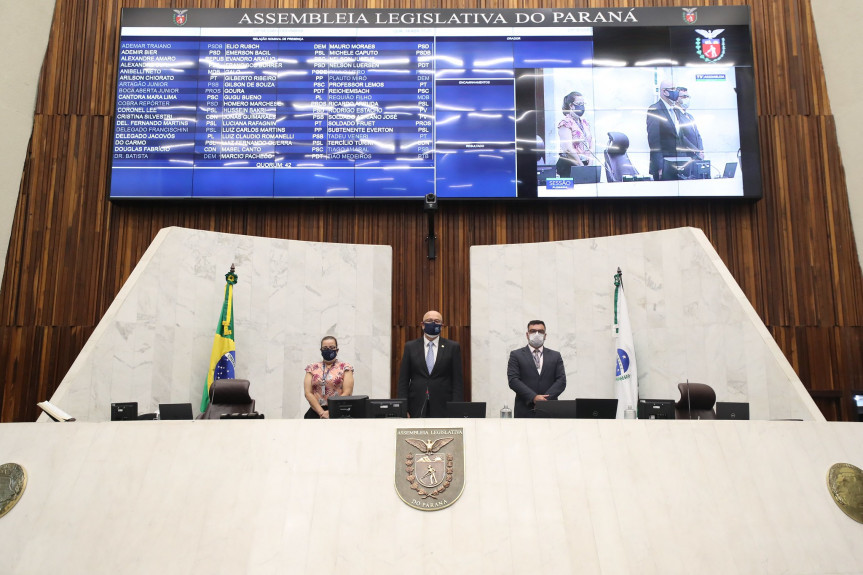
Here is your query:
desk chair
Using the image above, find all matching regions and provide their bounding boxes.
[197,379,257,420]
[604,132,640,183]
[675,382,717,420]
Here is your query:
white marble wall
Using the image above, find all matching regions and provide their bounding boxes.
[46,227,392,421]
[1,419,862,574]
[471,227,822,421]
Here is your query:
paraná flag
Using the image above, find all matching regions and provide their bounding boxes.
[614,269,638,419]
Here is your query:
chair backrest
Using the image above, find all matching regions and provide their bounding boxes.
[604,131,640,183]
[198,379,256,420]
[675,382,716,420]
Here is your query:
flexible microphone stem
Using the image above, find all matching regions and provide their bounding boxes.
[419,386,429,418]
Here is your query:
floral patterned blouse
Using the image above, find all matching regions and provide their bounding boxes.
[557,114,593,161]
[304,361,354,406]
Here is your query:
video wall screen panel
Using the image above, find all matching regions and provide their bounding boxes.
[110,7,761,200]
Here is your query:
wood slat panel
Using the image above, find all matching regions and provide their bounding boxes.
[3,0,863,422]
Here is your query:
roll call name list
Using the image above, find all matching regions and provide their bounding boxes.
[113,37,435,168]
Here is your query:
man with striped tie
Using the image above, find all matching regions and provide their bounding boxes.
[397,310,464,418]
[507,320,567,418]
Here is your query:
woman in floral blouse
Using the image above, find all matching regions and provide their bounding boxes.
[556,90,594,177]
[303,335,354,419]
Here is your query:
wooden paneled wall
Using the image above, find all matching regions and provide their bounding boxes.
[2,0,862,422]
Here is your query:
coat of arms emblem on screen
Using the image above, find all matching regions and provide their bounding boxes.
[682,8,698,24]
[395,428,464,511]
[173,9,188,27]
[696,29,726,62]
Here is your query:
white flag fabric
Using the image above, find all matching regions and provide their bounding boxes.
[614,271,638,419]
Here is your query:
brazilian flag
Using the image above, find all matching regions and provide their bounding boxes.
[201,266,238,412]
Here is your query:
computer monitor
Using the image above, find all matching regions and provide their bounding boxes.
[638,399,676,420]
[111,402,138,421]
[569,165,602,184]
[536,165,557,186]
[692,160,711,179]
[715,402,750,420]
[534,400,579,419]
[328,395,368,419]
[446,401,486,418]
[158,403,194,420]
[661,156,693,180]
[575,398,619,419]
[367,399,407,418]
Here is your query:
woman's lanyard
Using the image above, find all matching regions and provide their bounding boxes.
[319,362,335,405]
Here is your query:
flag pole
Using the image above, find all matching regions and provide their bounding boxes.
[201,265,239,412]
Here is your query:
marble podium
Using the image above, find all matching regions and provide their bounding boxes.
[43,227,393,421]
[470,228,822,421]
[1,419,863,574]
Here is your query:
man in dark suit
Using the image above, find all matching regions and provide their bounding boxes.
[675,87,704,160]
[507,320,566,418]
[646,79,683,181]
[397,310,464,418]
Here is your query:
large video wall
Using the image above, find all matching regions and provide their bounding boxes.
[110,7,760,199]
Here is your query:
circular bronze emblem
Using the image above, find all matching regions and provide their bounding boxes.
[0,463,27,519]
[827,463,863,524]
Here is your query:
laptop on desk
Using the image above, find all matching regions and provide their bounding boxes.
[159,403,194,420]
[575,398,618,419]
[715,402,749,420]
[446,401,486,418]
[534,400,578,419]
[569,165,601,184]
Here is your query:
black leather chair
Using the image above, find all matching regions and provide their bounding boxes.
[675,382,717,420]
[197,379,257,420]
[603,132,640,183]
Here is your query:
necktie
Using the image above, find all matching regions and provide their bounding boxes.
[673,108,684,132]
[533,349,541,370]
[426,341,435,374]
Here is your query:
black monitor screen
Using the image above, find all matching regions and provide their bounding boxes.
[575,398,618,419]
[367,398,407,418]
[159,403,194,420]
[111,402,138,421]
[328,395,369,419]
[446,401,486,418]
[110,7,759,200]
[715,401,750,420]
[534,400,579,419]
[638,399,676,420]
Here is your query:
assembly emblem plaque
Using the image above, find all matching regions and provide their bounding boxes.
[395,428,464,511]
[827,462,863,524]
[0,463,27,519]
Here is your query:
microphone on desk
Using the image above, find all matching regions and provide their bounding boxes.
[418,386,429,418]
[685,378,693,420]
[585,148,612,181]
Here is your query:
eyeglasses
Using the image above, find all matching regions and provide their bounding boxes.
[678,95,691,99]
[528,329,546,335]
[424,319,443,325]
[321,346,338,351]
